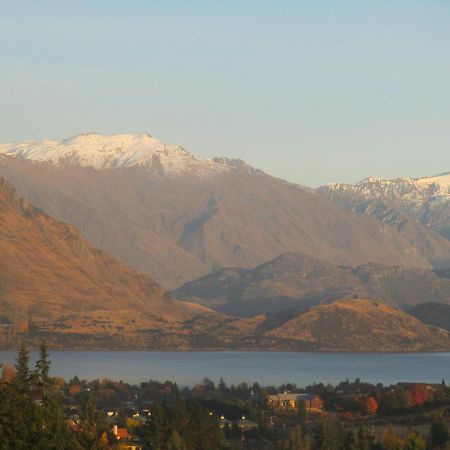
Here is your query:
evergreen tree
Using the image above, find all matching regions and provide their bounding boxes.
[298,400,307,424]
[429,413,449,449]
[13,341,31,394]
[167,430,187,450]
[357,425,372,450]
[281,425,310,450]
[315,419,336,450]
[77,389,101,450]
[342,430,358,450]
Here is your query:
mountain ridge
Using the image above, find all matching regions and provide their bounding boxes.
[0,133,435,289]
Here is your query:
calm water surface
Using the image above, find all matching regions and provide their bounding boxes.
[0,351,449,387]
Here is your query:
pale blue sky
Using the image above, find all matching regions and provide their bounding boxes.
[1,1,449,186]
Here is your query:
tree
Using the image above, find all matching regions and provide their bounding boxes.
[381,425,403,450]
[77,390,101,449]
[366,396,378,415]
[315,419,336,450]
[342,430,358,450]
[409,384,429,406]
[402,431,427,450]
[357,425,372,450]
[167,430,187,450]
[35,341,51,386]
[298,400,308,423]
[429,413,449,449]
[281,425,310,450]
[13,341,31,394]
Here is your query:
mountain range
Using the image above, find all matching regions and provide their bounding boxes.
[319,174,450,264]
[0,133,440,289]
[0,132,449,351]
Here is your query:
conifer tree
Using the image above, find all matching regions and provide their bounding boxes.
[281,425,310,450]
[315,419,336,450]
[342,430,358,450]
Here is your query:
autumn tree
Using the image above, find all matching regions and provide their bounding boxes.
[381,425,403,450]
[402,431,427,450]
[366,396,378,415]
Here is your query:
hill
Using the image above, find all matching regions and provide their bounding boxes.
[0,177,217,349]
[264,298,450,352]
[173,253,450,316]
[0,133,433,289]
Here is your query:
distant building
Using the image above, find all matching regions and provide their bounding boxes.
[236,415,259,430]
[267,392,323,411]
[101,425,142,450]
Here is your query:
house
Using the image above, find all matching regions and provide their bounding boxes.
[236,415,259,430]
[267,392,323,411]
[101,425,142,450]
[219,414,233,429]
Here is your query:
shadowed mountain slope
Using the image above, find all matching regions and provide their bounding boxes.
[409,303,450,333]
[173,253,450,316]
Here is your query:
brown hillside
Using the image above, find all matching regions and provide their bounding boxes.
[0,178,214,349]
[266,298,450,351]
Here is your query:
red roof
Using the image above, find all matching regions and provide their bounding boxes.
[116,428,129,439]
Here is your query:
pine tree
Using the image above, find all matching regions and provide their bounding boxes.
[167,430,187,450]
[13,341,31,394]
[77,389,101,450]
[281,425,310,450]
[315,419,336,450]
[429,413,450,449]
[298,400,307,424]
[342,430,358,450]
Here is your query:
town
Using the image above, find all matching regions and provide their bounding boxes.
[1,344,450,449]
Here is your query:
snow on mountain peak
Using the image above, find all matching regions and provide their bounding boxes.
[324,171,450,203]
[0,133,233,175]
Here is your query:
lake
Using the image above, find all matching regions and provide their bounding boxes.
[0,351,449,387]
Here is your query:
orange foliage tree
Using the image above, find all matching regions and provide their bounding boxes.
[410,384,429,405]
[366,396,378,414]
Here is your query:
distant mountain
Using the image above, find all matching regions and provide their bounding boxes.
[409,303,450,333]
[263,298,450,352]
[173,253,450,316]
[319,173,450,251]
[0,177,447,351]
[0,177,218,349]
[0,133,433,289]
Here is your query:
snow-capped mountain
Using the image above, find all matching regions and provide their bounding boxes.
[325,173,450,202]
[0,132,436,288]
[0,133,234,175]
[319,173,450,242]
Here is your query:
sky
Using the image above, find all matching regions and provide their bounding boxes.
[1,0,449,187]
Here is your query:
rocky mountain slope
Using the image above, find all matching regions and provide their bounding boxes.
[319,173,450,249]
[0,133,435,289]
[0,177,219,349]
[173,253,450,316]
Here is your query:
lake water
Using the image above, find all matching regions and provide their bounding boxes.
[1,351,449,387]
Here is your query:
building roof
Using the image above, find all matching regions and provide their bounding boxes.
[268,393,318,402]
[115,428,130,439]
